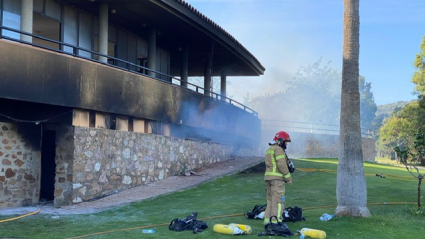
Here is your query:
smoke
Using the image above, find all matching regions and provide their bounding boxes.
[203,0,343,113]
[242,59,343,153]
[170,94,261,150]
[185,0,345,153]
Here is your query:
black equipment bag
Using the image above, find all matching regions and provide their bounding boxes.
[283,206,305,222]
[244,204,267,219]
[245,204,305,222]
[169,212,208,233]
[258,216,294,237]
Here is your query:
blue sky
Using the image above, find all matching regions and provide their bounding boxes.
[186,0,425,106]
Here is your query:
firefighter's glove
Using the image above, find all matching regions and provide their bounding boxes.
[285,177,292,184]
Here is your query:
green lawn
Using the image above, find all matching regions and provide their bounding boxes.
[375,156,399,166]
[1,158,424,239]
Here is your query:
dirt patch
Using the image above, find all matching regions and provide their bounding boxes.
[0,156,263,216]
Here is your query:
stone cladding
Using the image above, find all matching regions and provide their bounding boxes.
[0,123,259,208]
[0,123,40,208]
[63,127,237,206]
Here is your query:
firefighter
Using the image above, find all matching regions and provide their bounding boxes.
[264,131,292,225]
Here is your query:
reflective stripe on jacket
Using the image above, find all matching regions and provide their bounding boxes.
[264,144,291,181]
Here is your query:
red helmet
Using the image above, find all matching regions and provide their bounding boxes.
[273,131,291,143]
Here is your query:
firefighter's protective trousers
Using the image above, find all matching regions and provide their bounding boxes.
[264,144,292,224]
[264,180,285,223]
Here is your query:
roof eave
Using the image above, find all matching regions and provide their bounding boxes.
[154,0,265,76]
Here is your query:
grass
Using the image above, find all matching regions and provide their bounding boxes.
[375,156,399,166]
[1,158,425,238]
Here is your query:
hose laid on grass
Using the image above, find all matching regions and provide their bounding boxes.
[64,213,246,239]
[0,202,48,223]
[298,168,417,182]
[0,168,413,224]
[0,201,417,238]
[302,201,417,210]
[0,168,419,238]
[64,201,418,239]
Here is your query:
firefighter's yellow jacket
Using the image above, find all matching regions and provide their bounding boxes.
[264,144,292,181]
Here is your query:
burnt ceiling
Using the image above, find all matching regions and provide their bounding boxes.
[60,0,265,77]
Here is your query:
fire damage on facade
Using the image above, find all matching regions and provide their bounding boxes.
[0,0,265,208]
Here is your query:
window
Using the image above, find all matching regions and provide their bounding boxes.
[63,6,78,54]
[45,0,60,21]
[33,12,60,50]
[79,12,92,58]
[2,0,21,40]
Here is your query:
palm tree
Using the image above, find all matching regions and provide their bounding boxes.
[335,0,371,217]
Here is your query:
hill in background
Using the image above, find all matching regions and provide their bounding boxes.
[372,100,415,137]
[376,100,415,119]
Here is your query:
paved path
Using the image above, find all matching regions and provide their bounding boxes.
[0,156,263,216]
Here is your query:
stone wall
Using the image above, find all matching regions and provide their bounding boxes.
[55,126,256,206]
[0,123,40,208]
[287,132,376,162]
[361,138,376,162]
[0,123,260,208]
[52,126,75,207]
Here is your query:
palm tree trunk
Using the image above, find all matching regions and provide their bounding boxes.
[335,0,371,217]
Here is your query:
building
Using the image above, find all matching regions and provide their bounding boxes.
[0,0,265,208]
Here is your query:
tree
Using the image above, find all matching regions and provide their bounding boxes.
[335,0,371,217]
[379,117,414,153]
[378,101,425,156]
[394,133,425,211]
[384,35,425,213]
[412,35,425,108]
[285,59,341,125]
[359,76,377,130]
[245,59,376,131]
[372,101,410,144]
[380,36,425,161]
[246,59,342,124]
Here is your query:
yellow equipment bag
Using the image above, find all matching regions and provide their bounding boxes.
[213,223,252,235]
[299,228,326,239]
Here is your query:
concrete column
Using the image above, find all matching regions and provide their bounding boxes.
[180,46,188,88]
[220,71,227,100]
[20,0,33,43]
[148,28,157,78]
[163,123,170,137]
[99,3,109,63]
[72,109,90,127]
[145,120,153,133]
[95,113,107,128]
[133,119,146,133]
[203,58,211,96]
[116,117,129,131]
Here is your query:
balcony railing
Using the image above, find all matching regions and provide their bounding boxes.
[0,25,258,116]
[262,119,373,138]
